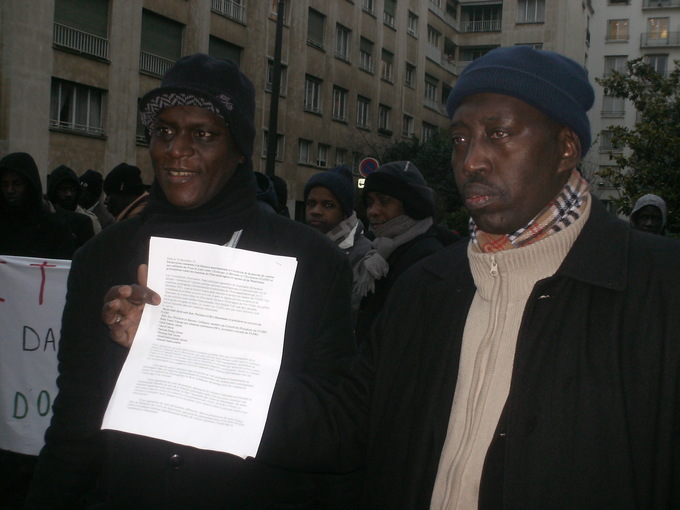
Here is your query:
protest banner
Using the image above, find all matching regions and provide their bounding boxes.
[0,255,70,455]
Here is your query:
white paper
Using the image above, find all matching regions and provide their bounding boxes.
[102,237,297,458]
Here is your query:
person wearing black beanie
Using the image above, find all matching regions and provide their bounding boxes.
[353,161,446,343]
[28,54,357,509]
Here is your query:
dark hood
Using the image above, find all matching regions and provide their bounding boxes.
[47,164,81,204]
[0,152,44,212]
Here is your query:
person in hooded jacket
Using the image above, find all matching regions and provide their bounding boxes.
[0,152,75,259]
[46,165,98,248]
[630,193,667,235]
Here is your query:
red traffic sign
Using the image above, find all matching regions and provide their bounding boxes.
[359,157,380,178]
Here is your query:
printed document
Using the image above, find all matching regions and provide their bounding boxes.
[102,236,297,458]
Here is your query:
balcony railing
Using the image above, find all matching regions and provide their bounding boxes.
[140,52,175,77]
[643,0,680,7]
[53,23,109,60]
[211,0,246,23]
[460,19,502,33]
[49,119,105,137]
[640,31,680,47]
[606,33,629,41]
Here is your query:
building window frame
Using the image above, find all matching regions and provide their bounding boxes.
[356,96,371,129]
[335,24,351,62]
[517,0,546,24]
[332,86,349,122]
[50,78,105,137]
[304,75,323,114]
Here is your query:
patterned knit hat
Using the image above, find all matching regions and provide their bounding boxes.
[139,53,256,160]
[303,165,355,218]
[363,161,434,220]
[446,46,594,156]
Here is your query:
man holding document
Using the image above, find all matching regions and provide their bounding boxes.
[27,54,358,509]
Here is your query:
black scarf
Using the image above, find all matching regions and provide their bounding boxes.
[136,162,260,252]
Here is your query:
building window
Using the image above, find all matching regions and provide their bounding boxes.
[269,0,288,22]
[646,54,668,76]
[604,55,628,76]
[646,17,669,45]
[140,10,183,77]
[336,148,347,165]
[335,24,351,61]
[359,37,374,73]
[407,11,418,37]
[53,0,109,59]
[317,144,330,167]
[402,114,414,137]
[380,49,394,82]
[606,19,629,41]
[378,104,391,134]
[307,8,325,50]
[424,74,439,110]
[265,59,288,94]
[362,0,375,15]
[405,63,416,87]
[332,86,348,122]
[304,75,322,114]
[602,95,625,117]
[262,130,285,161]
[462,6,502,32]
[211,0,246,24]
[517,0,545,24]
[422,122,437,142]
[209,36,242,66]
[50,78,105,136]
[298,139,313,164]
[427,26,441,48]
[600,131,623,153]
[357,96,371,129]
[383,0,396,27]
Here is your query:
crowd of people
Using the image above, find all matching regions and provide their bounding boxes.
[1,46,678,509]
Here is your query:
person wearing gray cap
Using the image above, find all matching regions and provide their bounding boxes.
[27,54,356,509]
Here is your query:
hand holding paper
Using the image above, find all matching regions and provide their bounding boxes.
[103,264,161,348]
[102,236,298,458]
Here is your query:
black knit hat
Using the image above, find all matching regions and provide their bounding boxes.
[103,163,145,196]
[446,46,594,156]
[79,169,104,196]
[363,161,434,220]
[139,53,256,160]
[303,165,355,218]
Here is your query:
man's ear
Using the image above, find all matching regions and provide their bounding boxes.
[557,127,581,174]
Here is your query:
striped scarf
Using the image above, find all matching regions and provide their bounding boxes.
[471,169,590,253]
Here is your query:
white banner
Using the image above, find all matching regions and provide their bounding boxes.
[0,255,70,455]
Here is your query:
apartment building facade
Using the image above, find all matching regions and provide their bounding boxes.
[587,0,680,209]
[1,0,592,214]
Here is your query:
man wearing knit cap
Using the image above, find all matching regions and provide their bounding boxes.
[630,193,667,235]
[304,164,371,324]
[79,169,115,229]
[102,162,149,220]
[353,160,445,343]
[28,54,356,509]
[258,46,680,509]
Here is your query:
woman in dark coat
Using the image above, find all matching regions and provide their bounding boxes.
[353,161,451,343]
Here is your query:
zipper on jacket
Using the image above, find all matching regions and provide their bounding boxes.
[489,253,498,277]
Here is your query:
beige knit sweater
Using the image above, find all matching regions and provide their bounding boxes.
[430,199,591,510]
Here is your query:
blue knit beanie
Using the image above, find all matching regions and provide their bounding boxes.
[304,165,355,218]
[445,46,594,156]
[139,53,256,161]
